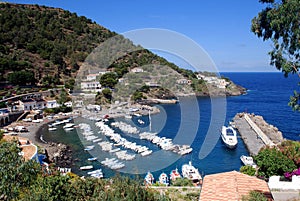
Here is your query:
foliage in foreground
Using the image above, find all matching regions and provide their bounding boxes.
[252,0,300,111]
[0,140,169,201]
[242,191,268,201]
[254,147,296,178]
[240,165,256,176]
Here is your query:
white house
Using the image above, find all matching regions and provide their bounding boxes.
[46,100,60,109]
[81,81,101,92]
[131,67,144,73]
[86,74,98,81]
[176,79,192,85]
[19,99,37,111]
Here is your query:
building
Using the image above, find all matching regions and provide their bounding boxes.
[131,67,144,73]
[81,81,101,92]
[46,100,59,109]
[200,171,273,201]
[19,99,36,111]
[176,78,192,85]
[86,74,98,81]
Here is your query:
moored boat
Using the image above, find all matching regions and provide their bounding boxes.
[87,157,97,161]
[221,126,238,149]
[158,172,169,186]
[144,171,154,185]
[80,165,93,170]
[48,127,57,131]
[182,161,202,185]
[170,168,181,181]
[240,155,257,168]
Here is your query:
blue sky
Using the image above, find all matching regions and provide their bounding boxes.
[7,0,277,72]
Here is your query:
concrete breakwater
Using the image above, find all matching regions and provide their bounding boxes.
[233,113,284,156]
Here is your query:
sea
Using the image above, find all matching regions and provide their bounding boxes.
[40,72,300,180]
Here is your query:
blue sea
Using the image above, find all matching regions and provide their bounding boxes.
[41,72,300,179]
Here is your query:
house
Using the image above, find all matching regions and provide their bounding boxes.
[200,171,273,201]
[131,67,144,73]
[35,99,47,109]
[81,81,101,91]
[19,99,36,111]
[176,78,192,85]
[64,101,72,107]
[46,100,59,109]
[86,74,98,81]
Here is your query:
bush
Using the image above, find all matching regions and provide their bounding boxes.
[242,191,268,201]
[240,166,256,176]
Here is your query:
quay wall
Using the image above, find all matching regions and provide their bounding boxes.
[233,113,284,156]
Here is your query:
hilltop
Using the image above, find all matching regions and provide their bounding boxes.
[0,3,245,101]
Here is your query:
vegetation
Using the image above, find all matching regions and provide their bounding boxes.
[254,147,296,178]
[242,191,268,201]
[240,165,256,176]
[252,0,300,111]
[0,140,169,201]
[278,140,300,167]
[170,178,194,187]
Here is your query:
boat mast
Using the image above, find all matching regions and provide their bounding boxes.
[149,110,152,132]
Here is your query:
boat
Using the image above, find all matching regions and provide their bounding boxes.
[240,155,257,168]
[84,145,95,151]
[182,161,202,185]
[87,157,97,161]
[63,123,75,129]
[138,119,145,124]
[221,126,238,149]
[144,171,154,185]
[64,127,74,132]
[170,168,181,181]
[87,169,102,175]
[48,127,57,131]
[80,165,93,170]
[158,172,169,186]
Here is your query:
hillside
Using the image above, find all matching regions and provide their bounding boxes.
[0,3,245,98]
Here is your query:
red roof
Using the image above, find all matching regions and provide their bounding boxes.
[200,171,273,201]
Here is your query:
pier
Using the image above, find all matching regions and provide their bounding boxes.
[233,113,284,156]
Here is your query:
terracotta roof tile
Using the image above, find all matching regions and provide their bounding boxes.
[200,171,273,201]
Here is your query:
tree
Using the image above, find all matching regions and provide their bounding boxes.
[99,72,118,88]
[252,0,300,111]
[0,141,40,200]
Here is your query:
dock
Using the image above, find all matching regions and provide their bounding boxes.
[233,113,284,156]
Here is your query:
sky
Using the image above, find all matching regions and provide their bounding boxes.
[7,0,277,72]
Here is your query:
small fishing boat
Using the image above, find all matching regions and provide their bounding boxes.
[87,157,97,161]
[138,119,145,124]
[159,172,169,186]
[80,165,93,170]
[48,127,57,131]
[240,155,257,168]
[64,127,74,131]
[221,126,238,149]
[170,168,181,181]
[63,123,75,129]
[84,145,95,151]
[144,171,154,185]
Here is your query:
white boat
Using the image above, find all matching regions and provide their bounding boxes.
[182,161,202,184]
[63,123,75,129]
[87,169,102,175]
[64,127,74,132]
[158,172,169,186]
[240,155,257,168]
[221,126,238,149]
[84,145,95,151]
[170,168,181,181]
[48,127,57,131]
[87,157,97,161]
[138,119,145,124]
[80,165,93,170]
[144,171,154,185]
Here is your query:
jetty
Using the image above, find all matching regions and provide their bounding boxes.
[233,113,284,155]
